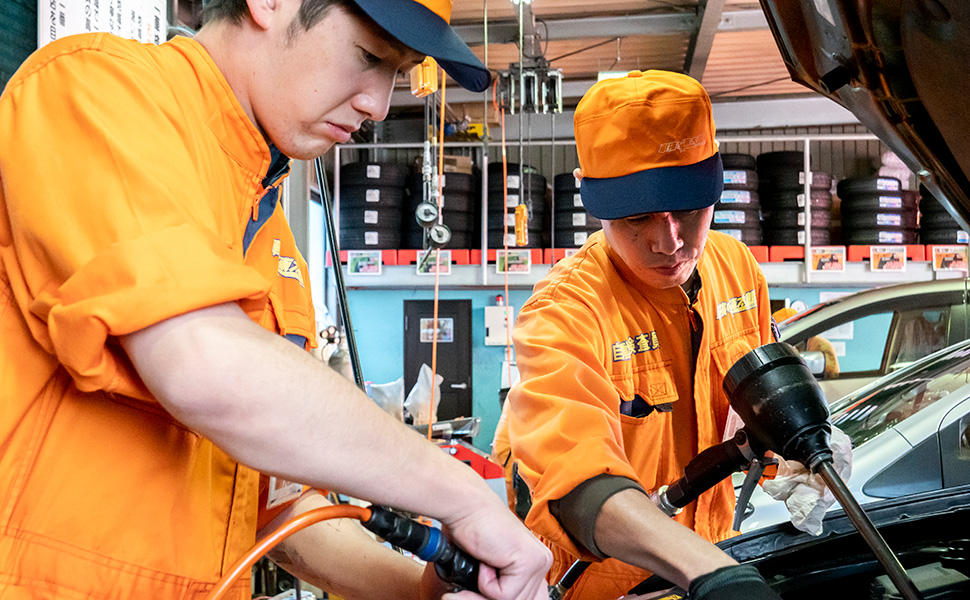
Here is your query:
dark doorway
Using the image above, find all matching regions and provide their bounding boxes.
[403,300,473,421]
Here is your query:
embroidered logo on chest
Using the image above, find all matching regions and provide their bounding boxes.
[716,288,757,320]
[611,331,660,362]
[272,239,305,287]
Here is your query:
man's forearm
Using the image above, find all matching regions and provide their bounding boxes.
[119,303,492,521]
[593,488,737,590]
[262,491,444,600]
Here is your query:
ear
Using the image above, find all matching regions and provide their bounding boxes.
[246,0,279,30]
[572,167,584,181]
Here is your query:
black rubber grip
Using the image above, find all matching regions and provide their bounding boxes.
[363,506,480,592]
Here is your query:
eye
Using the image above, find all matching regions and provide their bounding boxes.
[359,48,381,65]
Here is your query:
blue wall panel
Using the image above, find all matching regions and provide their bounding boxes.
[347,288,534,452]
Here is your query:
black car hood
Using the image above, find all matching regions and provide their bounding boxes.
[630,484,970,597]
[721,484,970,596]
[759,1,970,230]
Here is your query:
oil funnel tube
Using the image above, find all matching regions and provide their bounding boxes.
[723,343,832,470]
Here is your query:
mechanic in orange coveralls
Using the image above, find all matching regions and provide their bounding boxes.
[497,71,782,600]
[0,1,551,598]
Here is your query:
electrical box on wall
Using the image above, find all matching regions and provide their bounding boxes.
[484,305,515,346]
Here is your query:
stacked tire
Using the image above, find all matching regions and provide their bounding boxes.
[712,153,762,245]
[756,151,834,246]
[918,185,968,245]
[837,176,919,245]
[486,162,547,249]
[552,173,601,248]
[403,171,479,249]
[338,162,408,249]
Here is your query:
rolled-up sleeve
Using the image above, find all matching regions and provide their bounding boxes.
[0,37,269,396]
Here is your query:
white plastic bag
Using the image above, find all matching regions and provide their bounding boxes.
[404,363,444,426]
[762,426,853,536]
[367,377,405,422]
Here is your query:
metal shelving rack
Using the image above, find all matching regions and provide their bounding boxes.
[325,132,963,289]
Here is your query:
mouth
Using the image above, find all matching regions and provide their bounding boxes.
[326,122,356,143]
[652,261,687,275]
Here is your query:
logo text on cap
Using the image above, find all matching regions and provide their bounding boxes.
[658,136,705,154]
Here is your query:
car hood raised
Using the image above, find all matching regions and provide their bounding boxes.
[759,1,970,229]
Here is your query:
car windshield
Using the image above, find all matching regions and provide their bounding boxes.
[830,342,970,448]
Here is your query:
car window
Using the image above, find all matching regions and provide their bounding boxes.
[885,308,949,371]
[818,312,893,375]
[831,350,970,448]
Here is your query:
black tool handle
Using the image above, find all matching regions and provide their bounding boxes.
[664,431,753,509]
[363,506,479,592]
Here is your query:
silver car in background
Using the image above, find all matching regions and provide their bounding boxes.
[778,278,970,402]
[737,336,970,533]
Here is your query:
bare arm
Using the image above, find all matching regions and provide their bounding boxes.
[120,303,551,600]
[593,489,737,590]
[261,491,450,600]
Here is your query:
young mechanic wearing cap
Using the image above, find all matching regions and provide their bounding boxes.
[0,1,551,598]
[496,71,782,600]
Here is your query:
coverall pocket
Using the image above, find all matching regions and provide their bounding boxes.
[616,360,678,420]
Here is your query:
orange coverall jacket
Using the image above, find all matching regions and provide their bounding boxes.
[504,230,772,600]
[0,33,315,598]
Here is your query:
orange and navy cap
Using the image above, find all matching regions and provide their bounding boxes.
[574,70,723,219]
[349,0,491,92]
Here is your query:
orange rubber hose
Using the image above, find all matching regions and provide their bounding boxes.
[203,504,372,600]
[428,70,447,438]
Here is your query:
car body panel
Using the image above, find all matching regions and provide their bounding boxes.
[737,338,970,533]
[778,278,970,402]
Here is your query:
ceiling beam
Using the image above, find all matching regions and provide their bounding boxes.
[453,9,768,47]
[685,0,727,80]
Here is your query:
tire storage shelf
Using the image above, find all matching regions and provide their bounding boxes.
[329,138,968,288]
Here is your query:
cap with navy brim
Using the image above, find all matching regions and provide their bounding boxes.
[580,153,724,220]
[350,0,492,93]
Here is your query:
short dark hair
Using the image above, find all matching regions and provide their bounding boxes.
[202,0,362,31]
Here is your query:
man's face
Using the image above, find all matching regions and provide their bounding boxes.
[248,2,424,160]
[601,205,715,289]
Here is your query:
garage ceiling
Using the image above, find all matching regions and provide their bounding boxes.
[168,0,814,108]
[443,0,809,105]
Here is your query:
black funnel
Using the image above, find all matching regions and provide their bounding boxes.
[723,343,832,470]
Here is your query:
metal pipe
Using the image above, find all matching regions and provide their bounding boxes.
[313,156,365,391]
[816,460,924,600]
[549,560,591,600]
[803,138,812,284]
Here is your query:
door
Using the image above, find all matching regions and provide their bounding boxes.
[403,300,473,421]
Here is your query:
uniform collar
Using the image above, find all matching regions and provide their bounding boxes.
[169,36,275,182]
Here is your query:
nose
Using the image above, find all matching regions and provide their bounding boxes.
[351,73,395,122]
[647,212,684,255]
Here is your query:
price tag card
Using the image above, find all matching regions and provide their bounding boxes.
[932,246,969,271]
[869,246,906,272]
[416,250,452,276]
[496,249,532,274]
[347,250,382,275]
[810,246,846,272]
